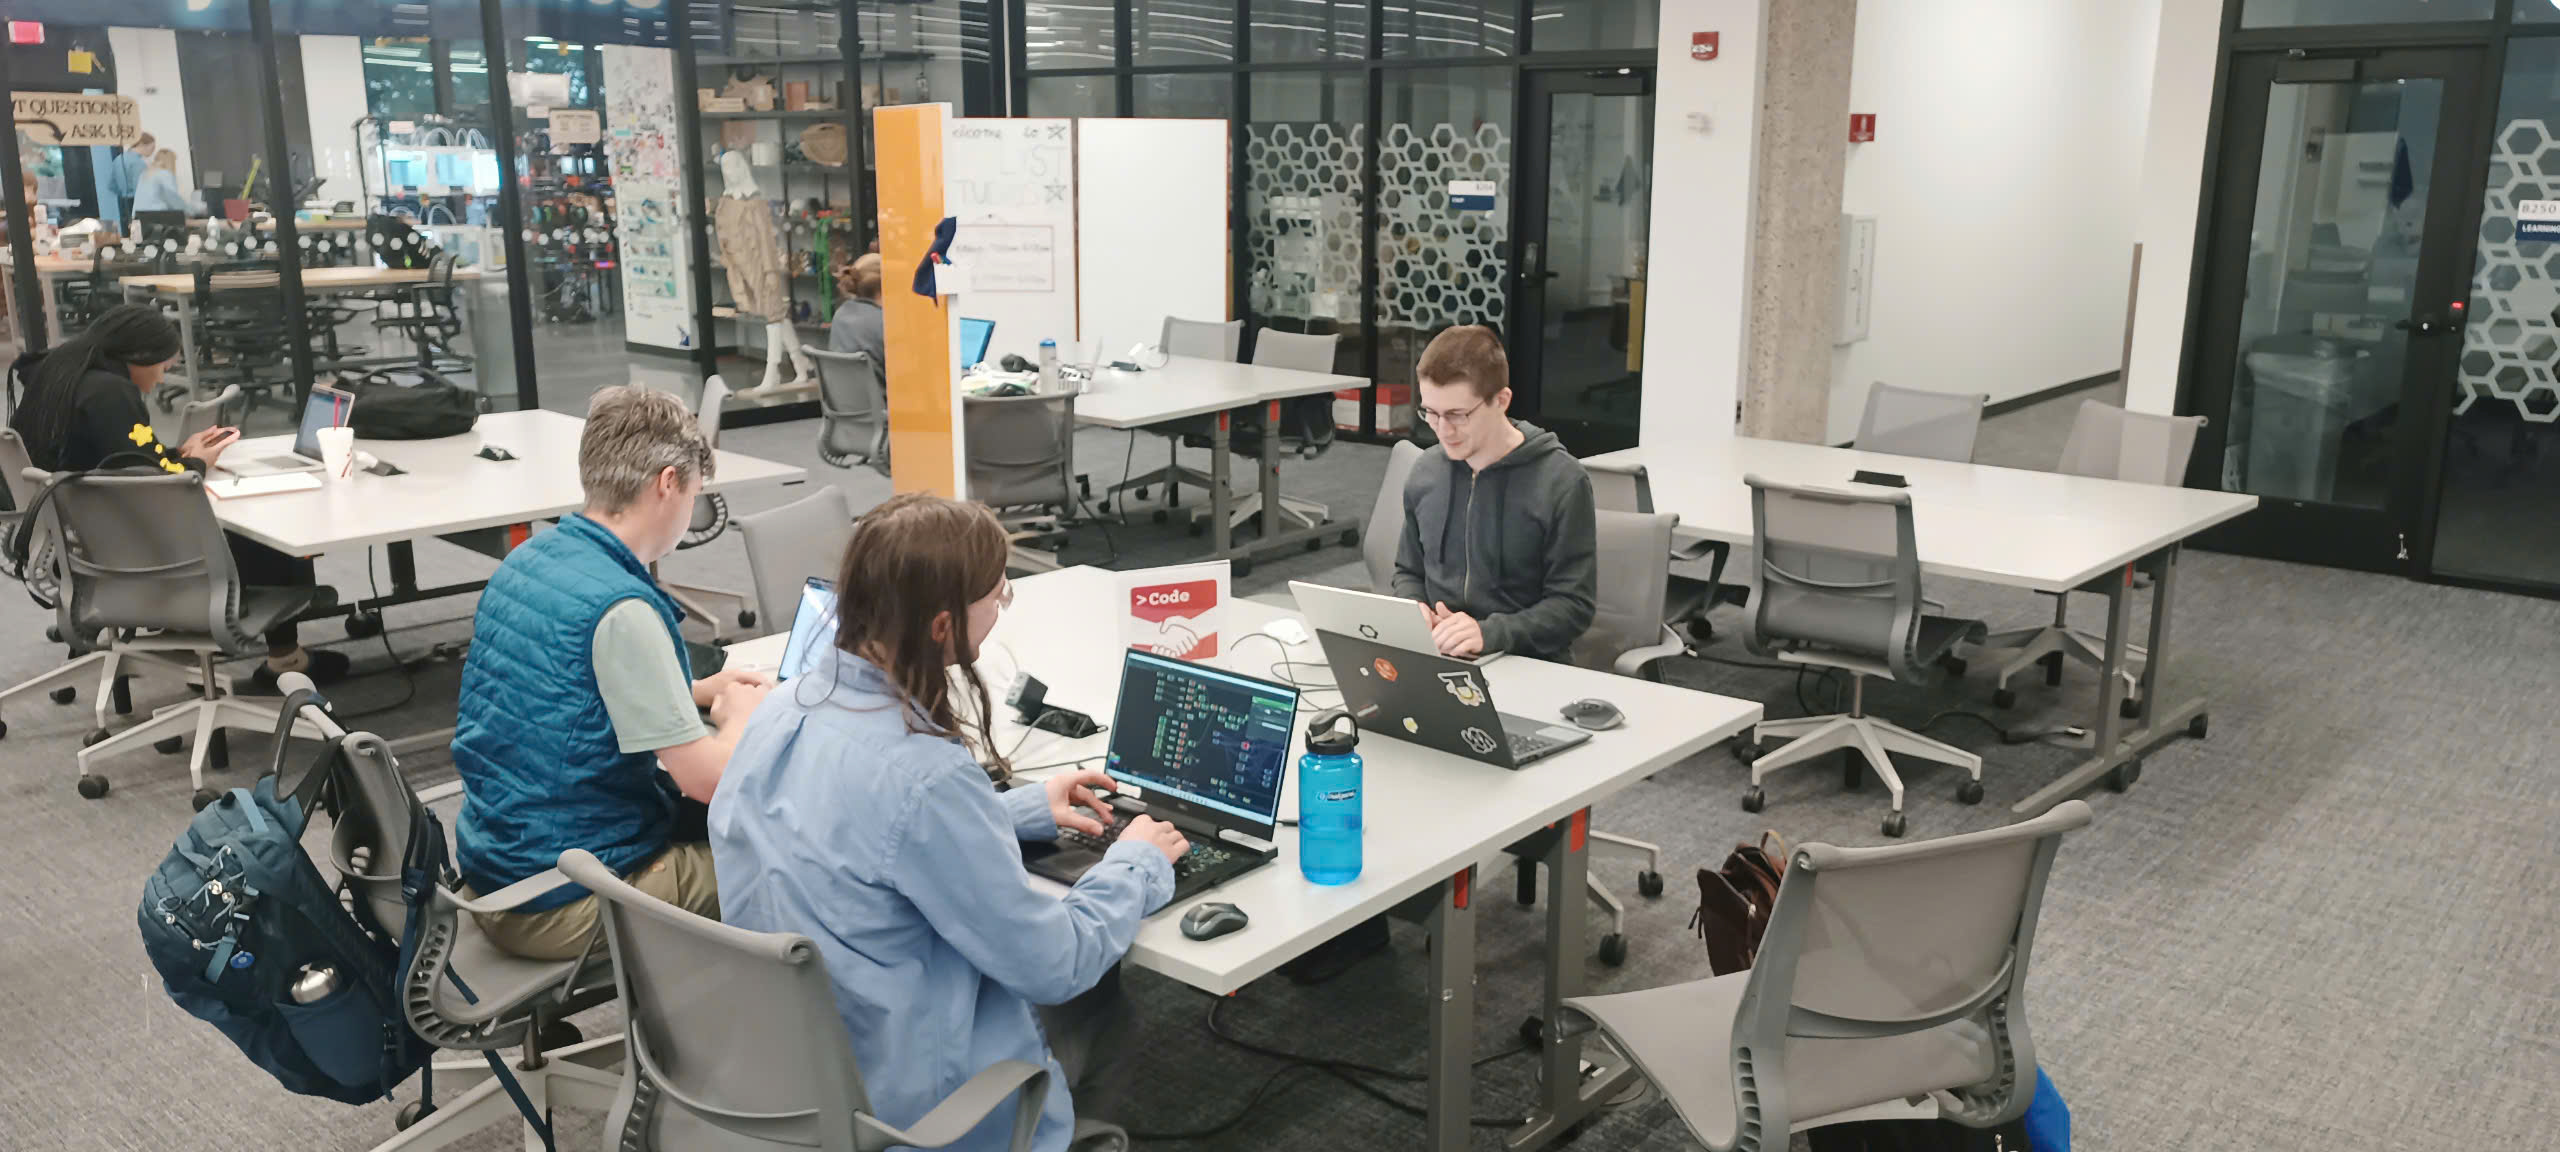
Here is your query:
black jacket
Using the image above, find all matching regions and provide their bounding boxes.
[1391,420,1597,661]
[8,362,198,476]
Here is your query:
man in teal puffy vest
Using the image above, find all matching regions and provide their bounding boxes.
[453,386,775,960]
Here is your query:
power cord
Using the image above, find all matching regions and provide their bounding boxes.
[1225,631,1341,704]
[329,546,421,720]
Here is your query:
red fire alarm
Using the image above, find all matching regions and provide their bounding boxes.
[7,21,43,46]
[1850,113,1877,143]
[1692,32,1719,61]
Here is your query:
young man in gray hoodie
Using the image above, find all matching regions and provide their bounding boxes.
[1394,324,1598,664]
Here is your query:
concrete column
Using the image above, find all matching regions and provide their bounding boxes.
[1741,0,1858,443]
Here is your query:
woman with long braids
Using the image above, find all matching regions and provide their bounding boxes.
[8,303,350,689]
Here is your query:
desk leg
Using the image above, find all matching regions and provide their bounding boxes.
[1261,400,1283,533]
[1425,866,1476,1152]
[1211,412,1234,556]
[2014,545,2206,815]
[1507,810,1637,1152]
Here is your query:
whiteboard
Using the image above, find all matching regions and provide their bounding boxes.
[1076,118,1229,357]
[943,118,1078,365]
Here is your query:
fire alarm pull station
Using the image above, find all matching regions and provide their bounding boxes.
[1693,32,1719,61]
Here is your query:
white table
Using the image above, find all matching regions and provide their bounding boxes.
[1071,356,1367,574]
[728,566,1762,1152]
[1587,438,2258,815]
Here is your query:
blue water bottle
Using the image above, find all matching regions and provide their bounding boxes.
[1298,709,1363,885]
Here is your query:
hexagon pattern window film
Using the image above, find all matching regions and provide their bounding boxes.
[1377,121,1511,330]
[1247,122,1367,324]
[2463,118,2560,424]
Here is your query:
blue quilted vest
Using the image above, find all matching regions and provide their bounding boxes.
[452,515,692,911]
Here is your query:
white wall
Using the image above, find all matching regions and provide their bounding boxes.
[2125,0,2226,415]
[299,36,370,209]
[1640,0,1767,454]
[1826,0,2162,443]
[105,28,195,200]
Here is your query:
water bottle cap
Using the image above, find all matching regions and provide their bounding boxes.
[1305,707,1358,753]
[1041,339,1057,346]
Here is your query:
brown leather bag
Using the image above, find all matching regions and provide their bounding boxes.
[1690,831,1789,975]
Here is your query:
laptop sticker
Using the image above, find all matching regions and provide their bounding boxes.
[1358,623,1380,639]
[1439,671,1484,707]
[1460,727,1497,754]
[1403,717,1418,734]
[1374,657,1398,682]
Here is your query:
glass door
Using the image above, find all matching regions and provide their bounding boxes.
[1513,69,1652,456]
[2187,47,2487,571]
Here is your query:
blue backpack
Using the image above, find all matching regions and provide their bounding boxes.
[137,691,435,1106]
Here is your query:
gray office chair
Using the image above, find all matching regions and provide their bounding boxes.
[278,678,624,1151]
[809,347,888,473]
[1103,316,1245,517]
[1561,801,2091,1151]
[965,391,1081,573]
[1853,383,1990,463]
[1191,329,1338,533]
[1738,475,1989,838]
[41,469,323,807]
[661,375,756,639]
[1552,507,1692,965]
[1586,456,1738,645]
[560,847,1053,1151]
[1983,402,2207,714]
[175,384,246,445]
[737,487,857,632]
[1362,440,1427,594]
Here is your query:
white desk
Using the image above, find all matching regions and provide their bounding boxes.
[1070,357,1366,574]
[1587,438,2258,816]
[727,566,1762,1152]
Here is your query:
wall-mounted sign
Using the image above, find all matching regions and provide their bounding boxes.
[549,108,601,146]
[11,92,139,147]
[1450,179,1496,212]
[1692,31,1719,61]
[2520,199,2560,243]
[1849,113,1877,144]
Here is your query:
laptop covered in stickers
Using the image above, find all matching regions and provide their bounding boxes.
[1311,630,1590,770]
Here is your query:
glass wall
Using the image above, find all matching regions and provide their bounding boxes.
[1246,71,1365,376]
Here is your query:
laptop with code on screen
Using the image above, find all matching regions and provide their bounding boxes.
[1021,648,1296,903]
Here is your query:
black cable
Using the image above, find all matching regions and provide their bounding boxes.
[1123,1062,1331,1143]
[330,546,420,720]
[1916,709,2080,746]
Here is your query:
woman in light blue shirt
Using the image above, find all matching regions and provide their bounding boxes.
[133,150,190,214]
[710,493,1188,1152]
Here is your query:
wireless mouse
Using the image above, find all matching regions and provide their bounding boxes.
[1561,698,1624,732]
[1180,902,1249,941]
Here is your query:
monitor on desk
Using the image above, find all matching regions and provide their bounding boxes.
[960,317,995,369]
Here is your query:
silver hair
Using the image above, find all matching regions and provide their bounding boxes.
[579,385,715,513]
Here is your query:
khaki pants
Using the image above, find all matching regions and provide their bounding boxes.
[473,842,720,961]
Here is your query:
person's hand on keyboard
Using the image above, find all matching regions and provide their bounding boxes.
[1124,815,1189,864]
[1043,767,1123,837]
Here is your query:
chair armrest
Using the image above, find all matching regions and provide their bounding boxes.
[1611,626,1688,679]
[853,1060,1050,1152]
[442,868,575,916]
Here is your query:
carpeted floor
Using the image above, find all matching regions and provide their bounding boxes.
[1,377,2554,1150]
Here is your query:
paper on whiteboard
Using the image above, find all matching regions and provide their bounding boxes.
[948,225,1055,293]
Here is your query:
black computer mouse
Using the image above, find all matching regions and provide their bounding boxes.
[477,445,516,462]
[1181,902,1249,941]
[1561,698,1624,731]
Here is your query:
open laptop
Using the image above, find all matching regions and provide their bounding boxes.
[220,385,355,478]
[778,577,837,681]
[1290,581,1503,664]
[1312,630,1589,770]
[1022,648,1297,904]
[960,316,995,369]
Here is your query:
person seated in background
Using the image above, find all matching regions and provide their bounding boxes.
[133,150,190,215]
[830,252,886,366]
[1394,324,1598,663]
[6,303,349,691]
[712,492,1184,1152]
[452,385,774,961]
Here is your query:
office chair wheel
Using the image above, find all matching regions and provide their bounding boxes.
[1636,870,1664,898]
[77,773,109,800]
[738,610,757,629]
[1957,779,1985,805]
[1597,934,1628,967]
[191,788,220,812]
[2042,652,2064,686]
[1341,528,1360,547]
[395,1100,435,1131]
[2188,712,2209,740]
[1991,687,2017,709]
[1519,1015,1546,1050]
[1739,785,1765,813]
[49,685,76,705]
[2120,696,2144,720]
[344,611,384,639]
[1842,751,1864,791]
[45,625,60,643]
[1937,653,1967,678]
[1134,485,1151,501]
[83,728,109,747]
[155,736,185,756]
[1881,811,1907,838]
[2107,760,2142,792]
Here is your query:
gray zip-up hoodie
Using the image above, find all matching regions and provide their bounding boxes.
[1391,420,1597,662]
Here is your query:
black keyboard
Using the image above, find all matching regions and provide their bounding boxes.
[1510,729,1559,758]
[1058,822,1235,879]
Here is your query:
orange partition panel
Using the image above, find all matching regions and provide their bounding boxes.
[874,103,959,498]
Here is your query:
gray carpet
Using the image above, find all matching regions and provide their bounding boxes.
[2,381,2554,1150]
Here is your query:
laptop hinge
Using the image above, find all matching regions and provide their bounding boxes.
[1218,827,1276,854]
